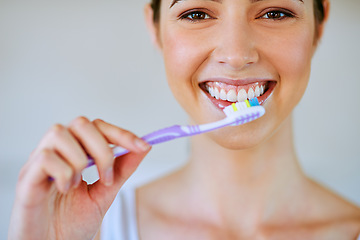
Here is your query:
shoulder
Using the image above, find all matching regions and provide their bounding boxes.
[262,178,360,239]
[304,178,360,237]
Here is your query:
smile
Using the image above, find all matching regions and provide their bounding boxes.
[200,80,276,108]
[205,81,267,102]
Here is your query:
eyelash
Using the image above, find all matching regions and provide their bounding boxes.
[179,9,214,22]
[258,9,296,20]
[178,8,295,23]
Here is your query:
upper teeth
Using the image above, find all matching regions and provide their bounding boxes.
[206,82,266,102]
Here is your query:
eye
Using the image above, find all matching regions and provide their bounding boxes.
[179,10,213,22]
[259,10,295,20]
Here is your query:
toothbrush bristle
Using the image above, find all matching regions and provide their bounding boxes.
[223,98,260,116]
[249,98,260,106]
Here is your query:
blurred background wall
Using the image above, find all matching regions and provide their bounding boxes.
[0,0,359,238]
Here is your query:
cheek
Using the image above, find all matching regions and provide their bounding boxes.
[281,34,314,82]
[266,26,315,106]
[161,26,209,107]
[162,28,194,81]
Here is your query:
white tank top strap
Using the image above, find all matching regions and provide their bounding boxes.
[101,186,139,240]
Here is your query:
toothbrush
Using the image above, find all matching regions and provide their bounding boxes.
[86,97,265,167]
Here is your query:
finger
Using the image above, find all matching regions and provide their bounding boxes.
[93,119,150,153]
[87,148,151,213]
[18,149,75,203]
[39,150,76,193]
[19,123,89,201]
[36,124,88,175]
[68,117,114,186]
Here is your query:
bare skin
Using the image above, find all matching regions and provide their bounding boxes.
[137,117,360,239]
[8,118,151,240]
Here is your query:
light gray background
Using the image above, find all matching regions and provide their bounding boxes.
[0,0,359,238]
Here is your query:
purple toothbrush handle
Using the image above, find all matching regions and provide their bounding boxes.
[86,112,262,167]
[142,125,189,144]
[50,110,263,180]
[86,125,187,167]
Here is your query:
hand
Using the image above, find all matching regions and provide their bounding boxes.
[8,117,151,240]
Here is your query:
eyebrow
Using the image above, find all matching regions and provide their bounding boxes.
[170,0,303,8]
[170,0,222,8]
[250,0,303,3]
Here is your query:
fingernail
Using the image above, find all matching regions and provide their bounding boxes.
[135,139,150,151]
[104,167,113,186]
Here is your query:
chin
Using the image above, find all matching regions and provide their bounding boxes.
[206,120,273,151]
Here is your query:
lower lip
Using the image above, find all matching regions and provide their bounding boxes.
[203,81,276,110]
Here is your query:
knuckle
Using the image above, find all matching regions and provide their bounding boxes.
[70,116,90,130]
[74,158,88,172]
[112,128,125,140]
[94,149,113,170]
[37,148,53,163]
[48,124,66,139]
[114,128,135,141]
[92,118,104,125]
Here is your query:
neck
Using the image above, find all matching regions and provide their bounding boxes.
[180,115,305,230]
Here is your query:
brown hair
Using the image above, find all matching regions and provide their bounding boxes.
[150,0,326,35]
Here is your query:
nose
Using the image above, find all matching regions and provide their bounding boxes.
[211,21,259,70]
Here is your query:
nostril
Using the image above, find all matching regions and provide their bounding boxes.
[215,52,258,70]
[212,40,259,70]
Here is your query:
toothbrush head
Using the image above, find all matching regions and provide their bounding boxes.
[223,98,265,125]
[223,98,261,116]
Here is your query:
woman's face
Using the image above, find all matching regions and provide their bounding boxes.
[153,0,318,149]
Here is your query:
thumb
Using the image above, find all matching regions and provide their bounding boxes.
[87,148,151,215]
